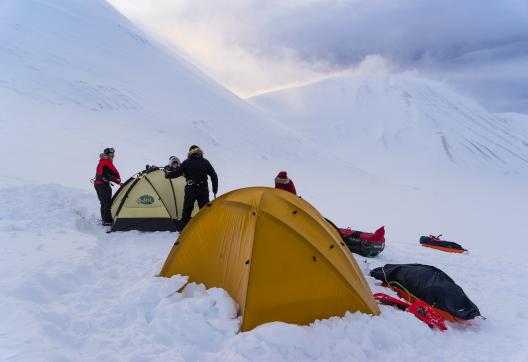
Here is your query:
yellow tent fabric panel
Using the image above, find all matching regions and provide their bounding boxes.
[161,199,255,310]
[160,187,379,331]
[143,171,178,219]
[256,190,375,300]
[115,176,170,219]
[244,211,372,330]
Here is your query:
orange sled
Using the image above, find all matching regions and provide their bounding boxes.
[420,235,467,254]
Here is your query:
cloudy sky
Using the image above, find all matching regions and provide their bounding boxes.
[108,0,528,113]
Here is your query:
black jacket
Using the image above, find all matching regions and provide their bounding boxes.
[166,154,218,194]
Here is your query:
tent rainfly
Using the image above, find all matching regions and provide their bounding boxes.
[110,168,198,232]
[160,187,380,331]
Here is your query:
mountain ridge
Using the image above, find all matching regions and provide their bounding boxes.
[250,74,528,177]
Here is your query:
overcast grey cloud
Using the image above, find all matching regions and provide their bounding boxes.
[110,0,528,112]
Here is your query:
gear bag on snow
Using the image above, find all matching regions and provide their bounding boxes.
[338,226,385,257]
[420,235,467,254]
[370,264,480,320]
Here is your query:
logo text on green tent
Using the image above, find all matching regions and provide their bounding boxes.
[137,195,155,205]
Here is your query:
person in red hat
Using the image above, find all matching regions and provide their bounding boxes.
[94,147,121,226]
[274,171,297,195]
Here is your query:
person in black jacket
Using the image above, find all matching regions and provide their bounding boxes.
[165,145,218,231]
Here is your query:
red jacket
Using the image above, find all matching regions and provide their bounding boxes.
[274,171,297,195]
[95,156,121,185]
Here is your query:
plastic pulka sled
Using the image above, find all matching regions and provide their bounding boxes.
[370,264,481,322]
[420,234,468,254]
[374,293,447,331]
[338,226,385,257]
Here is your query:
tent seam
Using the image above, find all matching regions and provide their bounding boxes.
[167,174,179,219]
[113,178,140,222]
[240,189,264,330]
[143,174,172,219]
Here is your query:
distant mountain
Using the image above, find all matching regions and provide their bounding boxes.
[250,75,528,177]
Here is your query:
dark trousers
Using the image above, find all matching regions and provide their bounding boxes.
[179,185,209,231]
[94,183,113,223]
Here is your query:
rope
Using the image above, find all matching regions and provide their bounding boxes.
[380,266,414,300]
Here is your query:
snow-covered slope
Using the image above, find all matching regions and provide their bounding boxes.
[2,184,527,361]
[2,1,528,361]
[0,0,308,189]
[250,75,528,180]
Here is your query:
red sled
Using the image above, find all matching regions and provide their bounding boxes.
[374,293,447,331]
[385,285,464,323]
[338,226,385,257]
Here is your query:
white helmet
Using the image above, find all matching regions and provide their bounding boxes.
[169,156,180,166]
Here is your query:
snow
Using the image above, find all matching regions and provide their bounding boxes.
[2,185,528,361]
[1,0,528,360]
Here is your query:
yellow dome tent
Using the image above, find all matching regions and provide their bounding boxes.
[160,187,379,331]
[110,168,198,232]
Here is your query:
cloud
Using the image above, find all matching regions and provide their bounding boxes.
[109,0,528,112]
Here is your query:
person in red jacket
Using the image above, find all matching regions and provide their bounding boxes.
[94,147,121,226]
[274,171,297,195]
